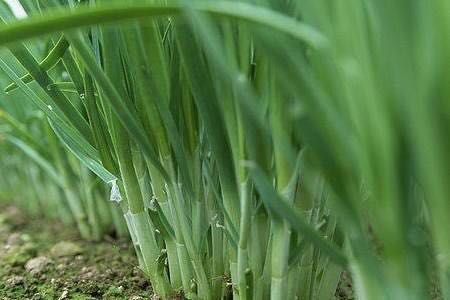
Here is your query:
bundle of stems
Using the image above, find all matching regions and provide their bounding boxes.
[0,0,449,299]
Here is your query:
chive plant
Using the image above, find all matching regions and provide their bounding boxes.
[0,0,449,299]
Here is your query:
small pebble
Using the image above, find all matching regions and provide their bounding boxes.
[57,289,68,300]
[5,275,24,287]
[50,241,82,257]
[25,256,52,275]
[6,233,22,246]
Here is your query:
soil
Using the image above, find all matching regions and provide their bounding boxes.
[0,204,356,300]
[334,272,354,300]
[0,205,153,300]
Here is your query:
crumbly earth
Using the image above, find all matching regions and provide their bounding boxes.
[0,205,153,300]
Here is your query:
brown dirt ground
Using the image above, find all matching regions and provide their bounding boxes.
[0,205,153,300]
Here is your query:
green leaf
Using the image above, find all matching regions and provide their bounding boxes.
[49,118,116,183]
[250,165,348,268]
[5,134,64,187]
[4,35,69,93]
[0,55,116,183]
[65,31,169,182]
[0,2,327,49]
